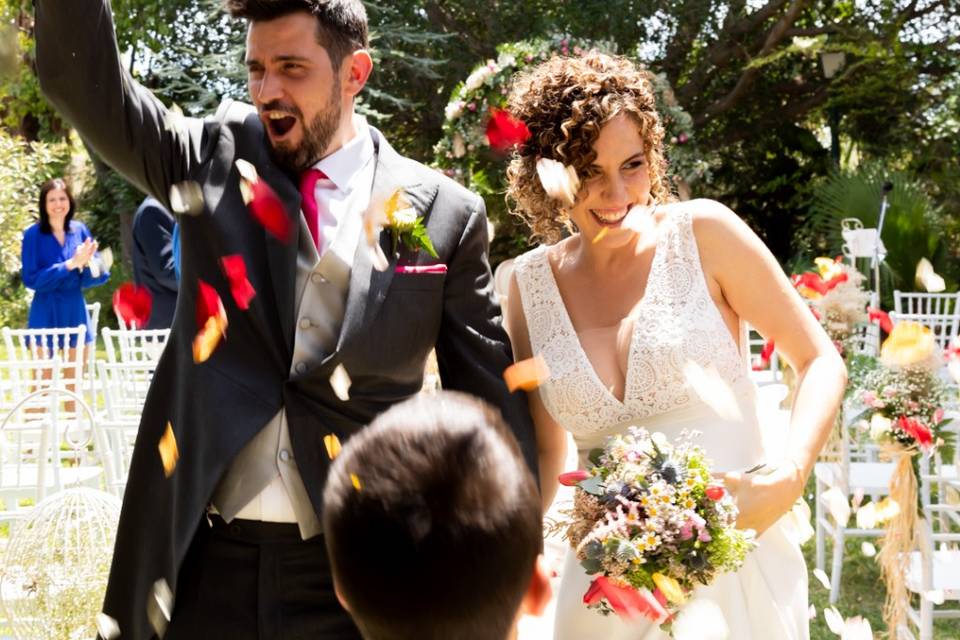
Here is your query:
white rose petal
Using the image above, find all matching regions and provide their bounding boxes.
[329,364,352,401]
[535,158,580,207]
[812,568,832,591]
[861,541,877,557]
[823,606,845,635]
[856,502,878,529]
[924,589,945,605]
[841,615,873,640]
[822,487,851,527]
[96,613,120,640]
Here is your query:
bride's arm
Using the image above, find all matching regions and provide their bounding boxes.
[693,199,847,534]
[505,271,568,513]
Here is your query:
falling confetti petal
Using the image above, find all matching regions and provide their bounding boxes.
[350,473,362,491]
[808,605,817,620]
[236,159,293,242]
[672,599,728,640]
[162,103,189,137]
[822,487,851,527]
[924,589,945,605]
[158,421,179,478]
[485,108,531,152]
[324,434,342,460]
[220,255,256,310]
[915,258,946,293]
[503,356,551,392]
[861,541,877,557]
[592,227,610,244]
[96,613,120,639]
[812,568,832,591]
[874,497,900,524]
[329,364,352,401]
[841,616,873,639]
[147,578,174,637]
[851,487,865,511]
[856,502,878,529]
[113,282,153,329]
[536,157,580,207]
[169,181,205,216]
[193,280,228,363]
[823,606,845,635]
[682,361,742,422]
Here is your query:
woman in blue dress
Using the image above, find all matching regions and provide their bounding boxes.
[20,177,110,369]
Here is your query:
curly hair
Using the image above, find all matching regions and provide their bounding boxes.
[505,52,673,244]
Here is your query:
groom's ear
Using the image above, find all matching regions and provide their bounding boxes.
[519,554,552,618]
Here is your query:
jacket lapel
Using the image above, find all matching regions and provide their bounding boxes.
[334,128,438,356]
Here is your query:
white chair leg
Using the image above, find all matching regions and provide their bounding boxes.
[920,596,933,640]
[815,480,826,572]
[829,528,844,604]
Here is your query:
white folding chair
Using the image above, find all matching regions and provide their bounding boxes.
[894,291,960,316]
[94,361,155,496]
[815,408,895,603]
[101,326,170,365]
[899,448,960,640]
[85,301,101,403]
[1,373,102,530]
[2,326,87,416]
[889,311,960,352]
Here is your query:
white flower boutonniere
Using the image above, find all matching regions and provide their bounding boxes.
[384,189,438,258]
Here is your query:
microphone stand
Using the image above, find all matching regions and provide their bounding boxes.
[873,181,893,304]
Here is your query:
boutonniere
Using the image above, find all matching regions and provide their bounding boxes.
[384,189,438,258]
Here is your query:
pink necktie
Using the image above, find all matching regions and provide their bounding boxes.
[299,169,327,252]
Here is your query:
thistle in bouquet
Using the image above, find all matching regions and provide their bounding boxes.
[558,427,756,635]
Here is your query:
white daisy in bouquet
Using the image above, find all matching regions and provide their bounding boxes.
[558,427,756,635]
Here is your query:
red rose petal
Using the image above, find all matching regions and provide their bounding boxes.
[485,108,531,153]
[193,280,228,363]
[868,307,893,334]
[220,255,256,310]
[706,485,725,501]
[558,470,591,486]
[113,282,152,329]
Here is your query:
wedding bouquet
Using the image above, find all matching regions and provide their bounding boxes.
[559,427,755,633]
[792,257,870,357]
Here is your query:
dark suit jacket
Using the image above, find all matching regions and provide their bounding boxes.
[35,2,537,637]
[132,197,179,329]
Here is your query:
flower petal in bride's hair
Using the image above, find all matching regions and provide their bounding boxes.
[503,356,551,392]
[236,159,293,243]
[671,599,729,640]
[536,157,580,207]
[682,360,742,422]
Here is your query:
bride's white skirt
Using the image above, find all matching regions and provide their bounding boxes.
[553,517,809,640]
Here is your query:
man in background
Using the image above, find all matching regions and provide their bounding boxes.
[131,196,178,328]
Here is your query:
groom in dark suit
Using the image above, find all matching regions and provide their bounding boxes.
[34,1,536,638]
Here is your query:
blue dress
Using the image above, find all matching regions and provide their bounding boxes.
[21,220,110,346]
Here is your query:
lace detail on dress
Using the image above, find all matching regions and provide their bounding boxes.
[513,208,746,436]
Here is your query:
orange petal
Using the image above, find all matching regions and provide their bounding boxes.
[350,473,362,491]
[503,356,551,392]
[324,434,342,460]
[192,315,226,363]
[158,421,179,478]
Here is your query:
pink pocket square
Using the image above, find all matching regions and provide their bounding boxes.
[395,264,448,274]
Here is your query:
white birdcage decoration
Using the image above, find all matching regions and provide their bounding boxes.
[0,487,121,640]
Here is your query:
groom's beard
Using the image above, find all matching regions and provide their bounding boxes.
[265,88,342,173]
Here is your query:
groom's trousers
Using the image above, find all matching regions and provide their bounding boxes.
[165,515,363,639]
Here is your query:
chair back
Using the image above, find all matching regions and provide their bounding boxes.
[101,326,170,364]
[893,291,960,316]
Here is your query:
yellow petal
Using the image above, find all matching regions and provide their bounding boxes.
[324,434,342,460]
[915,258,946,293]
[192,314,227,363]
[814,257,843,281]
[350,473,362,491]
[158,422,179,478]
[503,356,551,392]
[880,321,936,367]
[652,572,686,604]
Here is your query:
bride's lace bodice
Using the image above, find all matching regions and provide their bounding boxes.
[513,207,748,438]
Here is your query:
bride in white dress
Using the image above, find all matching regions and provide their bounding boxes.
[502,53,847,639]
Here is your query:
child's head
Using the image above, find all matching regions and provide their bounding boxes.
[323,391,549,640]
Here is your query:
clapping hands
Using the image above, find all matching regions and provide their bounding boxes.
[67,238,98,271]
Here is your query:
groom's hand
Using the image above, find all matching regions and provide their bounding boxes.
[718,462,803,535]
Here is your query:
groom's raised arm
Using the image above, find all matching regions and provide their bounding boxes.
[435,197,539,480]
[34,0,209,207]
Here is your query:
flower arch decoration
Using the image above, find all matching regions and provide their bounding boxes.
[433,35,710,249]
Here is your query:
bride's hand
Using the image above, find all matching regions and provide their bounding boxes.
[719,463,804,535]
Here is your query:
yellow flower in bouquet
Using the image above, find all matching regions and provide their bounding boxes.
[880,321,937,368]
[814,257,844,282]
